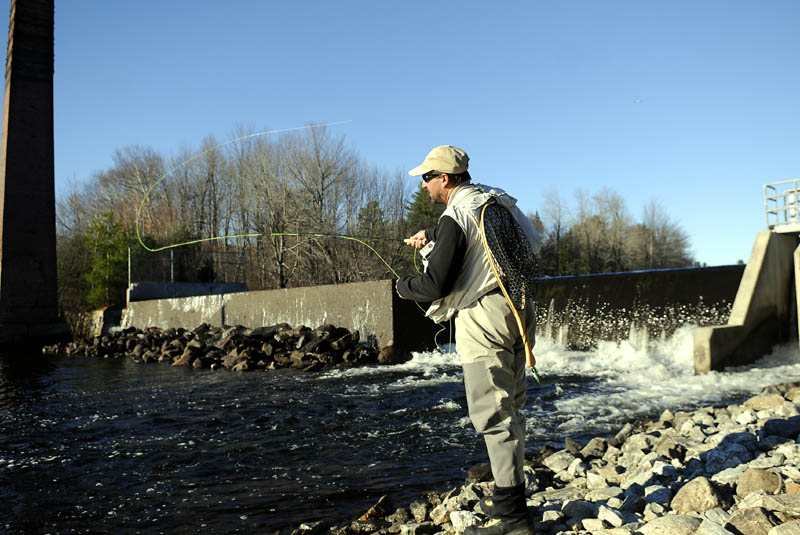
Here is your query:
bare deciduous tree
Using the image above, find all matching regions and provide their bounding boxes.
[538,187,694,276]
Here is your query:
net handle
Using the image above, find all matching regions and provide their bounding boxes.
[479,200,537,369]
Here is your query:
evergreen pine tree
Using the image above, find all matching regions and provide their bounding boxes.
[84,211,130,308]
[405,188,444,234]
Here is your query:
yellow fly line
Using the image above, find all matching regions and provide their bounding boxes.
[134,121,352,254]
[129,120,457,356]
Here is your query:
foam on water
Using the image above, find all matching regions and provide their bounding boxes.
[531,324,800,436]
[320,349,462,379]
[316,324,800,442]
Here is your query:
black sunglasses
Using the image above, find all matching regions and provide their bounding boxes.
[422,172,442,183]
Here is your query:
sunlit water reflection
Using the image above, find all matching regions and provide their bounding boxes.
[1,327,799,533]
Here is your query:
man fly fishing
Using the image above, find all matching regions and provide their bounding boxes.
[396,145,542,535]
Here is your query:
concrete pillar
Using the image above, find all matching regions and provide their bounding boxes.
[694,231,798,373]
[0,0,61,339]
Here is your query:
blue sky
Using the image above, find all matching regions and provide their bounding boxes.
[1,1,797,266]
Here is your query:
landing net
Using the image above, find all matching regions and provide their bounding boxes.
[479,199,540,376]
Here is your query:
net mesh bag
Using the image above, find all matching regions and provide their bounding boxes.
[479,199,540,374]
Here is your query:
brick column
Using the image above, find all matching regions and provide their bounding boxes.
[0,0,58,329]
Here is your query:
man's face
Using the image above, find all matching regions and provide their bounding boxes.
[422,173,447,204]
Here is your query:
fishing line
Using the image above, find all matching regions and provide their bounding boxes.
[134,120,352,253]
[132,119,456,354]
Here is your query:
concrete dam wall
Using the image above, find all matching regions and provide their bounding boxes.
[122,279,452,356]
[121,266,744,358]
[535,265,746,350]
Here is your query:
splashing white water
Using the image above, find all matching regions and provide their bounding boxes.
[318,324,800,442]
[531,324,800,436]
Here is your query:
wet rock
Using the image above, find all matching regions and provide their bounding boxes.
[408,501,429,523]
[232,360,250,372]
[378,345,411,365]
[615,422,635,444]
[350,519,381,534]
[273,352,292,367]
[131,343,145,358]
[178,343,206,366]
[466,463,492,483]
[45,321,390,375]
[291,520,327,535]
[359,495,394,521]
[331,331,359,351]
[141,350,158,363]
[386,508,411,524]
[186,338,205,350]
[222,348,246,369]
[428,503,450,525]
[580,437,608,459]
[399,523,435,535]
[449,511,479,533]
[249,324,282,341]
[565,436,582,454]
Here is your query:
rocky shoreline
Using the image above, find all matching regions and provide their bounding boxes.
[297,382,800,535]
[41,322,410,372]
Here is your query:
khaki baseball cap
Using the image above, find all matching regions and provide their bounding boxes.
[408,145,469,176]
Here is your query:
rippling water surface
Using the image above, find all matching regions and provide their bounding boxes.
[2,327,800,534]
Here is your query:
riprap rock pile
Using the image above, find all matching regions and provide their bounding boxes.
[42,322,409,372]
[298,381,800,535]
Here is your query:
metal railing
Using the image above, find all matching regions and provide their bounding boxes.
[765,179,800,233]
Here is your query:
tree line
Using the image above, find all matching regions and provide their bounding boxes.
[533,188,694,277]
[56,125,694,315]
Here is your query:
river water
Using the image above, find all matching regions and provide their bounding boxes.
[2,326,800,534]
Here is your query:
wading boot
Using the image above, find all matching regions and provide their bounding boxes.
[466,485,533,535]
[477,495,495,516]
